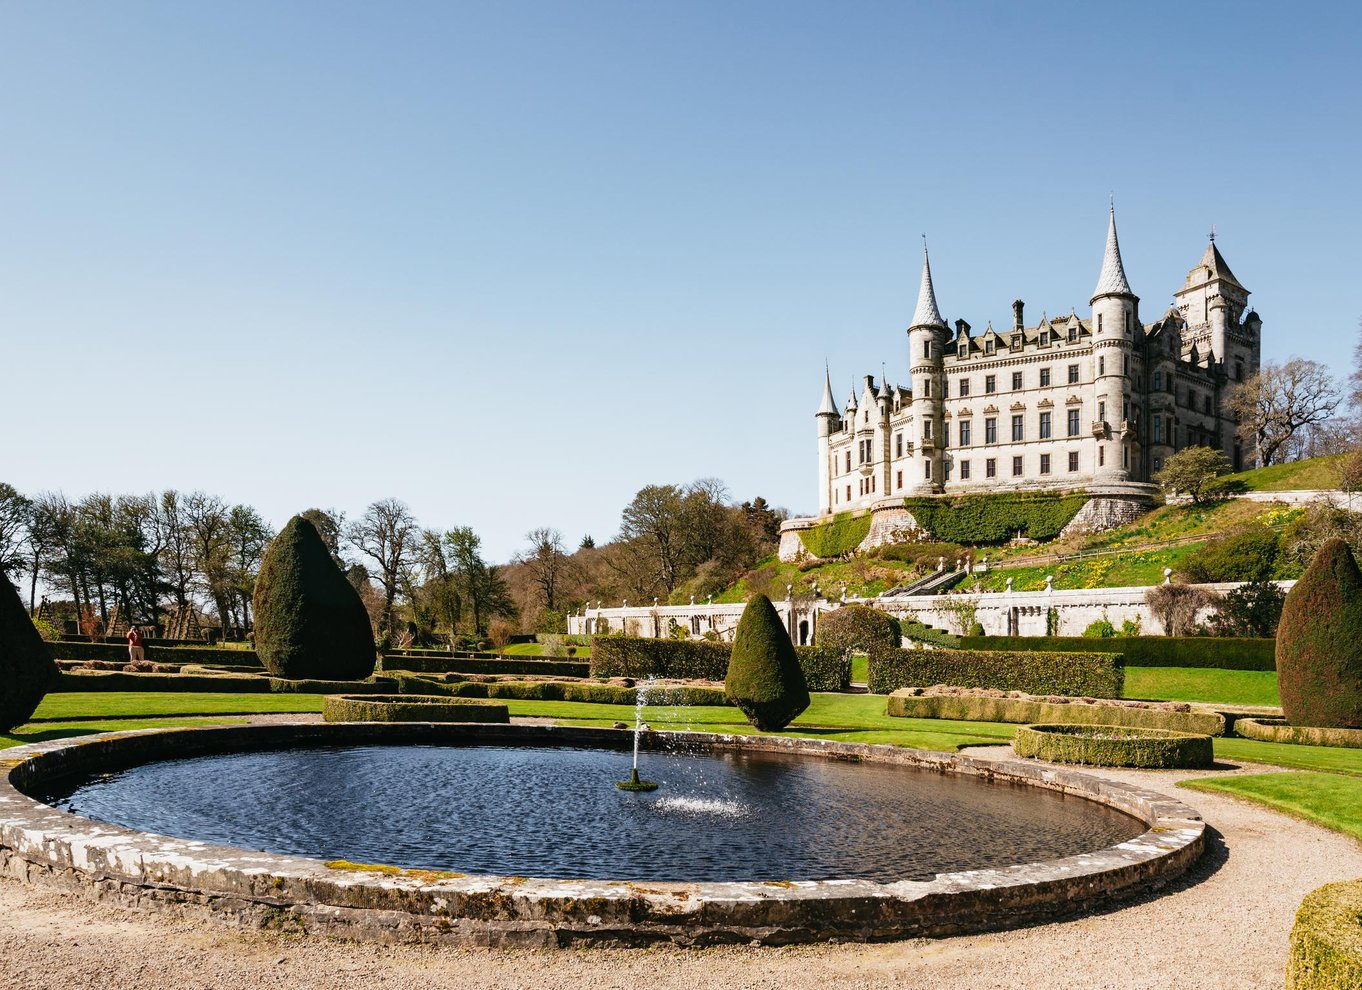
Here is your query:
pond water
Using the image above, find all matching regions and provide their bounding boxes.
[37,743,1144,883]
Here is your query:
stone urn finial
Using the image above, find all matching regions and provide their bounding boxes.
[1164,568,1173,585]
[1006,577,1014,592]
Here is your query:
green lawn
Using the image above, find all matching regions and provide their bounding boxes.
[1221,454,1344,493]
[502,643,592,658]
[1181,771,1362,840]
[1212,737,1362,776]
[31,692,325,721]
[3,717,248,749]
[1122,667,1280,707]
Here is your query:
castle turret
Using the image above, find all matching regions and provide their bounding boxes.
[815,367,839,514]
[907,245,946,493]
[1090,205,1137,483]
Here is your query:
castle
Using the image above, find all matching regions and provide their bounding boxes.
[812,207,1261,517]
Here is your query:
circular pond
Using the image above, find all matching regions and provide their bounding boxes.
[36,741,1143,883]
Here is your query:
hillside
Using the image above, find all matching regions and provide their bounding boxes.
[716,456,1347,601]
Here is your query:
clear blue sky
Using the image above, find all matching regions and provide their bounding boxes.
[2,1,1358,561]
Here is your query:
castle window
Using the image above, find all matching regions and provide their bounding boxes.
[943,422,950,446]
[1068,451,1079,472]
[847,484,851,501]
[923,379,931,398]
[1040,453,1051,475]
[986,458,997,478]
[845,451,851,472]
[1204,394,1212,414]
[1068,326,1077,342]
[960,460,971,480]
[985,417,997,444]
[1125,311,1132,335]
[1040,368,1051,387]
[944,461,952,480]
[923,341,932,359]
[925,461,932,480]
[895,433,903,458]
[896,470,903,490]
[1011,335,1021,349]
[1123,355,1130,375]
[923,420,933,441]
[985,339,995,355]
[1235,360,1243,380]
[1068,364,1079,384]
[1099,446,1105,466]
[1012,456,1023,477]
[1123,445,1130,468]
[1154,415,1164,443]
[1154,458,1162,472]
[985,375,996,394]
[1067,409,1080,436]
[959,377,970,397]
[1099,400,1106,421]
[958,344,968,358]
[1011,415,1023,442]
[1153,371,1162,390]
[1039,411,1052,439]
[959,420,972,446]
[1011,371,1022,390]
[1099,356,1105,376]
[1098,314,1103,333]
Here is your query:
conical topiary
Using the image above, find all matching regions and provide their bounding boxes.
[253,515,376,680]
[724,593,810,731]
[1277,538,1362,728]
[0,578,58,731]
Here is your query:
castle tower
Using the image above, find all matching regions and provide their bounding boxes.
[906,245,946,493]
[815,366,840,515]
[1090,205,1138,483]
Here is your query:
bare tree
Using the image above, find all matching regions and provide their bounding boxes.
[1145,583,1220,636]
[346,499,419,637]
[515,527,570,613]
[0,483,30,585]
[1226,358,1340,467]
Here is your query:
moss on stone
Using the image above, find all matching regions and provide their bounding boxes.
[723,594,809,731]
[253,515,376,681]
[1277,538,1362,729]
[0,574,58,731]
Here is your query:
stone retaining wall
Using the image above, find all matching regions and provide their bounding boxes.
[0,723,1205,947]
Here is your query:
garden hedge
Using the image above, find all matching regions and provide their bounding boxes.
[590,637,848,691]
[0,578,58,730]
[724,593,809,731]
[903,491,1088,545]
[1234,717,1362,749]
[958,635,1276,671]
[1288,880,1362,990]
[885,691,1225,735]
[47,642,265,667]
[322,694,509,724]
[1013,723,1214,769]
[868,647,1123,698]
[816,604,901,657]
[387,673,733,707]
[380,654,589,678]
[1276,538,1362,729]
[796,511,873,558]
[253,515,376,680]
[53,670,397,694]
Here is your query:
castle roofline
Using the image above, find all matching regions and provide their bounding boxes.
[1091,204,1135,301]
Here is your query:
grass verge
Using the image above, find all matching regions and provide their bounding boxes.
[1180,771,1362,840]
[1123,667,1280,707]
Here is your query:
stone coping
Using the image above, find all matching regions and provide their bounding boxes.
[0,723,1205,947]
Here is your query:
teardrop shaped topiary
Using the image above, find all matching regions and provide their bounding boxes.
[1277,538,1362,729]
[725,593,810,731]
[253,515,376,680]
[0,577,58,731]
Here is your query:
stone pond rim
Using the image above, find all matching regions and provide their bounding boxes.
[0,723,1207,947]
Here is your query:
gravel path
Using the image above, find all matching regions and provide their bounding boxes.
[1,744,1357,989]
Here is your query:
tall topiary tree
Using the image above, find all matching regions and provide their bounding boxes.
[253,515,376,680]
[1277,538,1362,728]
[0,577,58,731]
[724,594,809,731]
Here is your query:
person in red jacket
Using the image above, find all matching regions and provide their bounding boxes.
[127,625,145,663]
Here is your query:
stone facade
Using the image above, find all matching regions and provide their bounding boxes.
[813,209,1261,516]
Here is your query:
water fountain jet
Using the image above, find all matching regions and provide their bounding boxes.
[616,678,659,792]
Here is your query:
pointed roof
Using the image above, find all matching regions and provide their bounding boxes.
[909,245,946,329]
[1092,205,1134,300]
[816,366,838,417]
[846,386,858,411]
[1193,241,1244,290]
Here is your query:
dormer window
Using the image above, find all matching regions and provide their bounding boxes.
[958,344,968,358]
[985,340,995,355]
[1068,326,1077,342]
[1011,335,1021,349]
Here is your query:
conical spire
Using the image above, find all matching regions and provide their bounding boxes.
[910,244,946,329]
[816,365,838,416]
[1092,204,1133,299]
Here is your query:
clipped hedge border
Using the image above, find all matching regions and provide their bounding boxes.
[55,670,396,694]
[590,637,848,692]
[379,655,589,677]
[1235,717,1362,750]
[886,691,1225,736]
[797,512,873,558]
[49,641,265,667]
[323,694,509,724]
[903,491,1088,545]
[1014,724,1214,769]
[958,635,1276,671]
[386,672,733,708]
[1288,880,1362,990]
[868,647,1123,698]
